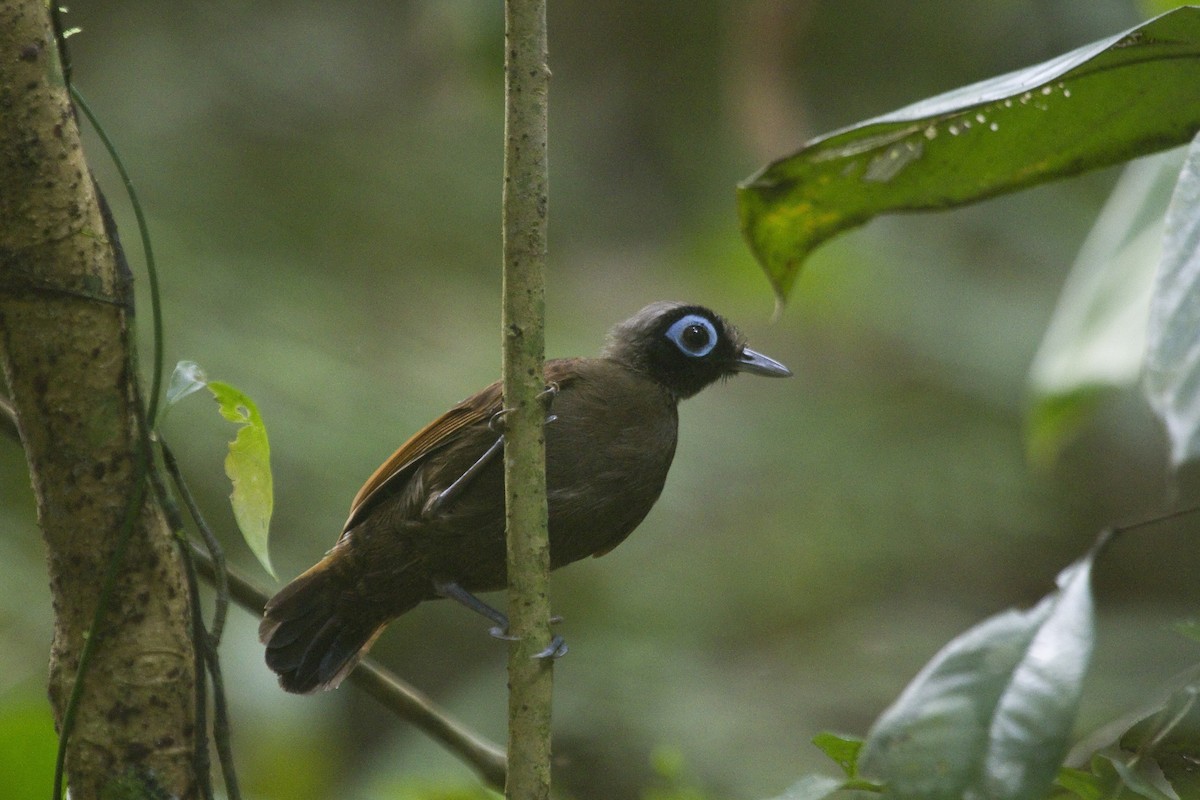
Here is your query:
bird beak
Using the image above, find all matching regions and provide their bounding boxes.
[734,347,792,377]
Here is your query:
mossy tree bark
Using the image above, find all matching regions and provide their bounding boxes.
[0,2,197,798]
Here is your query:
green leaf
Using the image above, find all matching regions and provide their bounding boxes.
[208,380,275,579]
[765,774,850,800]
[1141,2,1195,19]
[857,552,1097,800]
[1101,755,1178,800]
[163,360,209,416]
[811,732,863,779]
[1026,147,1182,464]
[738,7,1200,302]
[1053,766,1107,800]
[1144,132,1200,466]
[1121,679,1200,798]
[1172,618,1200,643]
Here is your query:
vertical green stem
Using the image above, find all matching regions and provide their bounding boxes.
[501,0,552,798]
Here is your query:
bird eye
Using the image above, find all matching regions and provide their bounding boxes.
[665,314,718,357]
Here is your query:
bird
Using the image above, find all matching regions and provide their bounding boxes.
[260,301,791,693]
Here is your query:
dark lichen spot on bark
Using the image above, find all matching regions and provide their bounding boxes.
[123,741,151,763]
[105,700,135,724]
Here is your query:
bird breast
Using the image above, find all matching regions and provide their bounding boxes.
[540,361,679,567]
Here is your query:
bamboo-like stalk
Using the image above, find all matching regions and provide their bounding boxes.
[500,0,553,798]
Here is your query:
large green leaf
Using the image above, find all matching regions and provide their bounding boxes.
[764,775,848,800]
[738,7,1200,302]
[1144,132,1200,466]
[1026,147,1182,464]
[857,552,1097,800]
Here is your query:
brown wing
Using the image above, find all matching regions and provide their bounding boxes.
[341,380,504,534]
[340,360,580,536]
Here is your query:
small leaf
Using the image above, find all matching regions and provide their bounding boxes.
[164,360,209,414]
[857,552,1097,800]
[1121,680,1200,798]
[738,7,1200,302]
[1053,766,1107,800]
[1026,148,1183,464]
[1144,131,1200,466]
[765,774,849,800]
[1172,618,1200,643]
[811,732,863,779]
[1101,755,1180,800]
[208,381,275,579]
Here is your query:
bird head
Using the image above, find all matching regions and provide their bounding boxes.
[602,302,792,399]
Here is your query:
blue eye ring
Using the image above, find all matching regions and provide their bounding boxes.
[665,314,718,357]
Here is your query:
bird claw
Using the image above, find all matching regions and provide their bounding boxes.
[490,383,560,433]
[533,635,568,660]
[488,407,513,433]
[488,626,567,658]
[488,625,521,642]
[538,382,560,410]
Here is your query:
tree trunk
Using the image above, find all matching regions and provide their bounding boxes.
[0,2,198,798]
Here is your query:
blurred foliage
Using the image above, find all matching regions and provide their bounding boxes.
[4,1,1199,799]
[1027,148,1181,466]
[0,691,57,800]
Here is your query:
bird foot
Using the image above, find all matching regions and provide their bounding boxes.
[533,634,568,659]
[538,382,560,410]
[489,626,567,658]
[488,625,520,642]
[489,627,567,658]
[437,580,568,656]
[488,382,561,433]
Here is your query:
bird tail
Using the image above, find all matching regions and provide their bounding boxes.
[259,553,403,694]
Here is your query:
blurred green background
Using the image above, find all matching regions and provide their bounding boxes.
[3,1,1198,798]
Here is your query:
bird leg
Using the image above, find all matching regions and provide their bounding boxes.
[425,383,561,517]
[423,435,504,517]
[434,580,568,659]
[434,580,514,638]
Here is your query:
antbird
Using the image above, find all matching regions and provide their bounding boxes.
[260,301,791,693]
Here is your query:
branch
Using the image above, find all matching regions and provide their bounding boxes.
[189,544,508,791]
[501,0,553,798]
[0,392,16,441]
